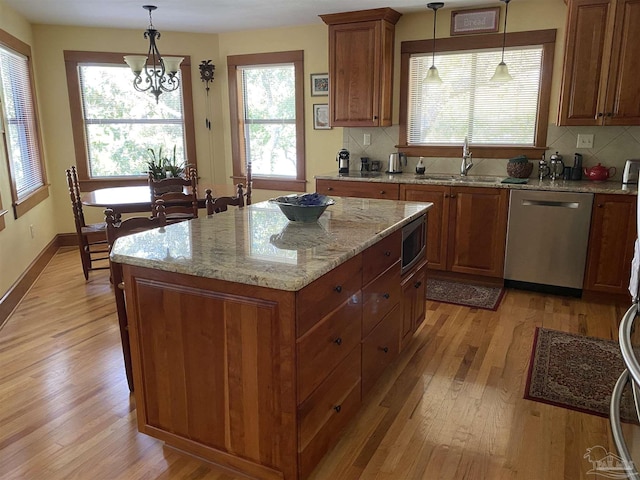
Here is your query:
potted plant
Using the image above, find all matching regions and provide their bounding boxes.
[146,145,185,179]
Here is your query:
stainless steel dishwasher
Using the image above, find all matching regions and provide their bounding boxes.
[504,190,593,295]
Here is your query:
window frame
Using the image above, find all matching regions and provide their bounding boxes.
[399,29,556,159]
[64,50,196,191]
[0,28,49,218]
[227,50,306,192]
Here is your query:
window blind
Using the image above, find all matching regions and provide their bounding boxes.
[0,45,44,199]
[407,46,543,146]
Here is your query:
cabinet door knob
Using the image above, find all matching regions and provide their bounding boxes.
[414,281,422,289]
[333,405,342,413]
[334,337,343,346]
[606,112,613,117]
[380,190,386,195]
[380,346,389,353]
[444,193,449,198]
[327,187,333,191]
[450,194,456,199]
[597,112,604,118]
[598,204,603,208]
[373,116,378,120]
[384,250,391,257]
[334,285,343,293]
[383,293,390,299]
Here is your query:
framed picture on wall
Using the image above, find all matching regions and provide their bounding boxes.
[310,73,329,96]
[313,104,331,130]
[451,7,500,36]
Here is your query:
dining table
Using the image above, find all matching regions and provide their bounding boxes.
[81,183,239,214]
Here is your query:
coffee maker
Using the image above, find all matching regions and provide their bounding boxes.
[337,148,350,174]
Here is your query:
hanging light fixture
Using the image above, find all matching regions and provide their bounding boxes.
[124,5,183,103]
[491,0,513,82]
[424,2,444,84]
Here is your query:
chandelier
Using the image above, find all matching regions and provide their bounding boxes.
[124,5,183,103]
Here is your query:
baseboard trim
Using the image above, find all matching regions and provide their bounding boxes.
[0,235,65,330]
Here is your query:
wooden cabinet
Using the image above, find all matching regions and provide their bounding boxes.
[316,179,399,200]
[584,194,636,295]
[401,184,508,278]
[558,0,640,126]
[320,8,401,127]
[401,258,427,350]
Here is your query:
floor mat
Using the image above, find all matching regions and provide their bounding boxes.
[426,278,504,310]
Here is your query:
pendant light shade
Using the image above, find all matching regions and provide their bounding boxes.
[491,0,513,83]
[425,2,444,84]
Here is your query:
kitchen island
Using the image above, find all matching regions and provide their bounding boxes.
[111,197,432,480]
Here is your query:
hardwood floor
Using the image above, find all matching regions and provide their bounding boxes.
[1,247,638,479]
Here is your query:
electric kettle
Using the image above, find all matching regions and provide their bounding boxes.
[388,152,407,174]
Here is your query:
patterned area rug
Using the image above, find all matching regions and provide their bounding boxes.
[426,278,504,310]
[525,327,637,423]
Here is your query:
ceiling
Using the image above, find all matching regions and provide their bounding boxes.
[3,0,494,34]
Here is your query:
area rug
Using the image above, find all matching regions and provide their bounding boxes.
[426,278,504,310]
[525,327,637,423]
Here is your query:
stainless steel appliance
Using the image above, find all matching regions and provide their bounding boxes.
[622,159,640,185]
[337,148,350,174]
[387,152,407,173]
[549,152,564,180]
[504,190,593,295]
[401,214,426,275]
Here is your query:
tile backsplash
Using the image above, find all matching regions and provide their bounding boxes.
[343,125,640,180]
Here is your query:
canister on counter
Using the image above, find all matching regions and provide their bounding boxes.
[563,166,572,180]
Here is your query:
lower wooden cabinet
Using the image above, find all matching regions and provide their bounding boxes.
[362,303,401,396]
[584,193,636,295]
[401,184,508,278]
[401,258,427,350]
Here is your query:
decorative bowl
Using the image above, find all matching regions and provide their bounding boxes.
[269,193,335,222]
[506,161,533,178]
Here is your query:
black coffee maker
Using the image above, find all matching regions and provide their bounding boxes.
[337,148,350,174]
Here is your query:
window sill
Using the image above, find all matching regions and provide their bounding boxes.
[78,176,149,192]
[13,185,49,218]
[0,209,7,232]
[396,145,547,160]
[234,176,307,192]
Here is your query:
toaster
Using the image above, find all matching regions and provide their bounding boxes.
[622,159,640,184]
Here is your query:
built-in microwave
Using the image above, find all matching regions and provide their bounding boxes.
[401,214,426,275]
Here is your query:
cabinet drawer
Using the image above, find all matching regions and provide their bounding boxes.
[297,294,362,403]
[362,260,401,337]
[298,346,361,479]
[362,229,401,284]
[316,179,399,200]
[297,254,362,337]
[362,304,401,396]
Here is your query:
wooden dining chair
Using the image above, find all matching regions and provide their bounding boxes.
[148,167,198,223]
[105,202,167,392]
[205,185,246,215]
[66,165,110,280]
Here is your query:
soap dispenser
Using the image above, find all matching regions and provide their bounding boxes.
[416,157,426,175]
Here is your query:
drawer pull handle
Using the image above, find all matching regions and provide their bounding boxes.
[334,337,343,346]
[414,281,422,289]
[384,250,391,257]
[334,285,343,293]
[383,293,390,299]
[334,405,342,413]
[380,190,386,195]
[327,187,334,191]
[380,346,389,353]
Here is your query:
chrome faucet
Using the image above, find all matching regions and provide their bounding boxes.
[461,136,473,176]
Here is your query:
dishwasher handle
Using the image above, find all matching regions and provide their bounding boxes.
[520,199,580,209]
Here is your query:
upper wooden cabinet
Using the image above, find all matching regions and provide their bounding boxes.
[558,0,640,126]
[320,8,401,127]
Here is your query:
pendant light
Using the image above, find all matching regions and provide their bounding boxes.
[425,2,444,84]
[491,0,513,82]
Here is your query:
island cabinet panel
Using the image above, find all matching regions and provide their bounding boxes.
[401,258,427,350]
[316,179,400,200]
[296,253,362,337]
[362,228,401,284]
[296,293,362,403]
[297,346,362,479]
[125,267,298,480]
[584,193,636,295]
[362,261,401,336]
[362,303,401,396]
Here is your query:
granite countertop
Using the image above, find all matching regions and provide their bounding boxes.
[315,172,638,195]
[110,197,432,291]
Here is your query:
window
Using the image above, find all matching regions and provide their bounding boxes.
[64,51,196,189]
[228,51,306,192]
[0,29,48,218]
[399,30,556,159]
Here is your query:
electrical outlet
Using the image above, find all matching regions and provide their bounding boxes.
[363,134,371,146]
[29,224,35,239]
[577,134,594,149]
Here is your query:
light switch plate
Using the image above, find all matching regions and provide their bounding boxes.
[363,134,371,146]
[577,134,594,149]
